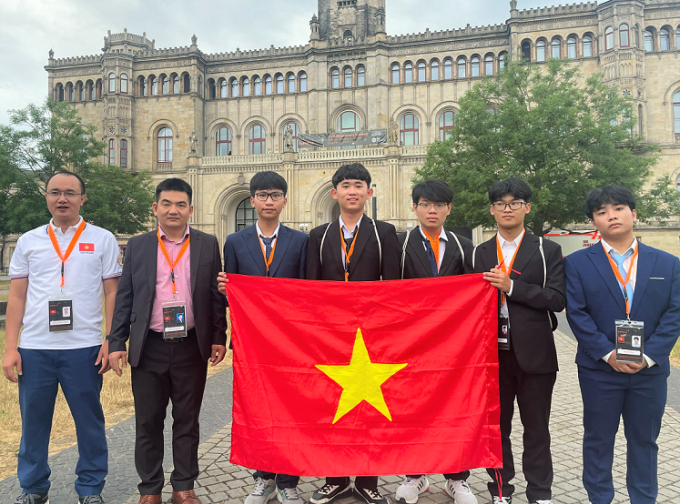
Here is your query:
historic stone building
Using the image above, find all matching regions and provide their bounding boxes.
[44,0,680,254]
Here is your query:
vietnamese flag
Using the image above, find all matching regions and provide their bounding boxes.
[79,243,94,252]
[226,273,501,477]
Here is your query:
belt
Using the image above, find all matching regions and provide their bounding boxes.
[147,327,197,343]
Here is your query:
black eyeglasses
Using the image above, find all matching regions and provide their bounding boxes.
[254,192,284,201]
[492,201,526,211]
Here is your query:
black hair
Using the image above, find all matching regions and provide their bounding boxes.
[45,171,86,195]
[488,177,532,203]
[584,185,636,220]
[249,171,288,197]
[156,178,193,204]
[412,180,453,205]
[331,163,372,188]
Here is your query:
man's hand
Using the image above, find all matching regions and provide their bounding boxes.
[607,353,648,374]
[217,272,229,295]
[96,339,111,375]
[3,348,22,383]
[482,267,512,293]
[109,351,128,377]
[210,345,227,367]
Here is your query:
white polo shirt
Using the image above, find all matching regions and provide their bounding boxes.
[9,217,122,350]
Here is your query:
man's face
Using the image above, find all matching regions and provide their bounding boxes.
[490,193,530,229]
[413,198,451,230]
[153,190,193,232]
[250,188,287,220]
[590,202,636,241]
[331,179,373,213]
[45,173,86,223]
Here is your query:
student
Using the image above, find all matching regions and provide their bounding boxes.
[306,162,400,504]
[472,178,565,504]
[565,185,680,504]
[217,171,309,504]
[394,180,477,504]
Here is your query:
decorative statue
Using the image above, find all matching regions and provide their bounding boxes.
[388,120,399,144]
[284,124,295,152]
[189,131,197,153]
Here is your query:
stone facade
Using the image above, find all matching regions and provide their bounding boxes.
[44,0,680,255]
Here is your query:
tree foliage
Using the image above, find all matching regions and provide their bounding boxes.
[416,59,677,235]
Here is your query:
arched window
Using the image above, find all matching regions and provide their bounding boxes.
[108,139,115,165]
[537,40,546,61]
[78,82,84,101]
[88,80,95,100]
[417,61,426,81]
[216,126,232,156]
[583,35,593,57]
[499,52,508,71]
[343,30,353,41]
[356,67,364,87]
[567,37,577,58]
[157,127,173,163]
[391,63,400,84]
[68,83,74,102]
[56,83,64,102]
[243,78,251,97]
[95,79,102,99]
[404,62,413,83]
[300,71,308,91]
[138,76,146,97]
[522,40,532,61]
[444,58,453,79]
[485,55,494,76]
[172,74,179,94]
[162,75,169,94]
[674,90,680,135]
[661,29,670,51]
[207,79,215,99]
[183,73,190,93]
[337,111,360,133]
[344,67,352,88]
[400,114,419,146]
[633,26,640,48]
[254,77,262,96]
[265,75,273,95]
[431,60,439,81]
[235,198,257,231]
[552,39,561,59]
[231,78,239,97]
[220,79,227,98]
[330,68,340,88]
[620,24,630,47]
[287,73,295,93]
[644,30,653,52]
[677,27,680,51]
[249,124,266,154]
[471,56,480,77]
[439,111,455,141]
[120,139,128,168]
[282,122,300,153]
[457,58,466,78]
[108,73,116,93]
[276,74,284,94]
[605,27,614,51]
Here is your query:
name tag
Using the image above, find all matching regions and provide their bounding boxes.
[498,323,510,351]
[48,295,74,332]
[615,319,644,364]
[163,302,187,340]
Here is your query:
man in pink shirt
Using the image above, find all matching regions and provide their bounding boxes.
[108,178,227,504]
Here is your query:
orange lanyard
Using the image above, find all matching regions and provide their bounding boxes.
[603,241,638,316]
[157,228,190,297]
[340,224,360,282]
[258,235,278,274]
[48,220,86,290]
[496,233,524,305]
[422,230,441,268]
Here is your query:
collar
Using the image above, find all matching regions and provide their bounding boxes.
[158,224,190,243]
[601,237,637,257]
[48,216,84,235]
[497,229,525,248]
[339,215,362,234]
[419,226,448,241]
[256,222,280,239]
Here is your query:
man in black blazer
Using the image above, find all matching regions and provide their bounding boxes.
[472,178,565,504]
[306,163,399,504]
[108,178,227,504]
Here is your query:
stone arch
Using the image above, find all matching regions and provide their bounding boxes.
[329,104,367,132]
[207,118,239,156]
[215,182,254,248]
[274,113,309,137]
[308,180,340,228]
[242,115,273,154]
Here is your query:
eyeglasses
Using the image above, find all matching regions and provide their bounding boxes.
[254,192,284,201]
[47,190,82,198]
[492,201,526,211]
[417,202,449,210]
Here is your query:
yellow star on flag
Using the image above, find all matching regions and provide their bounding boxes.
[316,328,408,424]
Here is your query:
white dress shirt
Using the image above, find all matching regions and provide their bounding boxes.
[497,230,524,319]
[419,226,448,271]
[339,216,361,265]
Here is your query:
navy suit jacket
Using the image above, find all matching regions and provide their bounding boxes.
[565,241,680,375]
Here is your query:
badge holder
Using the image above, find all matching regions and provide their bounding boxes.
[49,294,74,332]
[615,319,644,364]
[498,319,510,351]
[162,301,188,340]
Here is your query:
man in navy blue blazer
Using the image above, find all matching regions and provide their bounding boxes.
[217,171,308,504]
[565,185,680,504]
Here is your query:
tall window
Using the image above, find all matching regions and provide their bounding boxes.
[674,91,680,135]
[404,62,413,83]
[344,67,352,88]
[108,73,116,93]
[235,198,257,231]
[89,81,95,100]
[216,126,232,156]
[254,77,262,96]
[57,84,64,102]
[249,124,266,154]
[522,40,532,61]
[220,79,227,98]
[108,139,115,165]
[300,72,308,91]
[391,63,400,84]
[120,139,127,168]
[457,58,466,78]
[605,27,614,51]
[583,35,593,57]
[119,74,127,94]
[485,55,494,76]
[265,76,272,95]
[162,76,169,94]
[567,37,577,58]
[337,111,360,133]
[439,111,455,141]
[243,78,251,97]
[276,74,284,94]
[356,67,364,87]
[78,82,84,101]
[471,57,480,77]
[444,59,453,79]
[537,40,546,61]
[499,52,508,71]
[661,29,670,51]
[552,39,561,59]
[68,84,74,102]
[644,30,653,52]
[287,73,295,93]
[231,78,239,97]
[157,127,173,163]
[400,114,419,146]
[417,61,426,81]
[173,75,179,94]
[282,122,300,152]
[431,60,439,81]
[331,69,340,88]
[620,24,630,47]
[183,73,190,93]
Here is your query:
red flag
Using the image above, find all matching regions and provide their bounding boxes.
[226,273,501,477]
[79,243,94,252]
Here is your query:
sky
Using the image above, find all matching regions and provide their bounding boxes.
[0,0,544,125]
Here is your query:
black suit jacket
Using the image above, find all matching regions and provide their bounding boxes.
[306,215,400,281]
[108,228,227,367]
[472,231,566,374]
[398,226,474,279]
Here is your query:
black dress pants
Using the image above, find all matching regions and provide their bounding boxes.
[486,344,556,502]
[132,329,207,495]
[326,476,378,491]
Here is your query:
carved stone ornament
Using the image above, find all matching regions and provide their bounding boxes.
[283,124,295,152]
[189,130,198,153]
[388,120,399,144]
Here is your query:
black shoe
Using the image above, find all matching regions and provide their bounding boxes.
[79,496,104,504]
[355,487,389,504]
[310,483,352,504]
[14,494,49,504]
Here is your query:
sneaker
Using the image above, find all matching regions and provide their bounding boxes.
[444,480,477,504]
[277,487,304,504]
[491,498,511,504]
[14,494,49,504]
[396,476,429,504]
[79,496,104,504]
[355,487,389,504]
[530,501,552,504]
[310,483,352,504]
[245,478,276,504]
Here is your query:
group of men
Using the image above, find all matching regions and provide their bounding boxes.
[3,162,679,504]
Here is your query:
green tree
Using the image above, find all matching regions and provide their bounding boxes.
[416,59,678,235]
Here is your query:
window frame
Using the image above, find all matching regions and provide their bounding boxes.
[108,73,116,93]
[485,55,494,76]
[438,110,456,141]
[399,113,419,146]
[583,35,593,57]
[457,58,466,78]
[471,56,480,77]
[249,124,266,155]
[299,71,308,91]
[356,66,364,87]
[605,27,614,51]
[567,37,577,58]
[120,74,128,94]
[344,67,353,88]
[661,28,670,51]
[391,63,400,84]
[444,58,453,79]
[287,73,295,93]
[552,38,562,59]
[404,62,413,84]
[108,139,115,166]
[243,77,251,97]
[644,30,654,52]
[120,139,128,168]
[431,60,439,81]
[216,126,232,156]
[537,39,547,61]
[619,23,630,48]
[157,127,173,163]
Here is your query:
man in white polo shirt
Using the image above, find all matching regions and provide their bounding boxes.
[2,172,122,504]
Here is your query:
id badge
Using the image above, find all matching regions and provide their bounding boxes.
[615,319,644,364]
[162,302,187,340]
[48,295,74,332]
[498,324,510,351]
